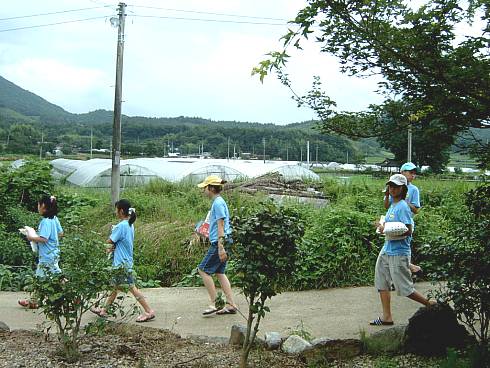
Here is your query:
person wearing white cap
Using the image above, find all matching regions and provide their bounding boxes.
[384,162,422,275]
[196,175,237,316]
[372,174,435,326]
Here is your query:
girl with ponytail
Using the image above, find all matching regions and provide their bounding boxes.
[91,199,155,322]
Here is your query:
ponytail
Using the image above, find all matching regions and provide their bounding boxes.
[39,195,58,219]
[115,199,137,225]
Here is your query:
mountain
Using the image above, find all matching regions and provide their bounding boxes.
[0,76,71,122]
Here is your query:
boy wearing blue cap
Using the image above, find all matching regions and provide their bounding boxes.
[384,162,422,274]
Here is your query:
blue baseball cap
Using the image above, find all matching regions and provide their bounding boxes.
[400,162,417,172]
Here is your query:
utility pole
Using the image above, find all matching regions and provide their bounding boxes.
[39,131,44,159]
[262,138,266,163]
[346,151,349,164]
[300,146,303,163]
[111,2,126,206]
[316,144,319,164]
[228,138,231,159]
[407,123,412,162]
[286,146,289,161]
[90,128,93,159]
[307,140,310,167]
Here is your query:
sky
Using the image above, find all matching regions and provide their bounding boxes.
[0,0,383,124]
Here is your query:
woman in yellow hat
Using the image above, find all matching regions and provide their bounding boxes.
[197,175,237,315]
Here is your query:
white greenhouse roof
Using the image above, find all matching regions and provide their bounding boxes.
[50,158,319,187]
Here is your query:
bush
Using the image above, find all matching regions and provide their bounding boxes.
[294,207,379,289]
[31,236,125,363]
[232,201,304,368]
[423,184,490,364]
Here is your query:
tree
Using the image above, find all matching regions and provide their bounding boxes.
[231,202,304,368]
[254,0,490,168]
[7,124,41,154]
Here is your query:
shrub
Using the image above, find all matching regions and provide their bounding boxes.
[423,184,490,364]
[294,207,379,289]
[232,201,304,368]
[31,236,124,363]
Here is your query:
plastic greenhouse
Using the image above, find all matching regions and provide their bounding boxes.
[50,158,319,188]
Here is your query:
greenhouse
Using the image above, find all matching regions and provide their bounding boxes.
[50,158,319,188]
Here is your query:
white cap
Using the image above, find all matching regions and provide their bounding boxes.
[386,174,408,188]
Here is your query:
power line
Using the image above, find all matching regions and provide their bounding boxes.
[130,14,286,26]
[0,6,113,22]
[0,16,109,33]
[129,5,288,22]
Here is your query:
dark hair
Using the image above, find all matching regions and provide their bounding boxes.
[115,199,136,225]
[400,185,408,200]
[208,180,227,194]
[39,195,58,219]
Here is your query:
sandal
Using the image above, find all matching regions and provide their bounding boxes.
[202,306,218,315]
[216,305,237,315]
[370,317,394,326]
[136,311,155,323]
[18,299,38,309]
[90,307,108,318]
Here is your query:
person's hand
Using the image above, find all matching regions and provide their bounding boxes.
[377,224,385,234]
[106,245,115,254]
[384,186,390,197]
[218,246,228,262]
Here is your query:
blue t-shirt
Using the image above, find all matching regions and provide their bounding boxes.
[388,183,421,227]
[208,196,232,243]
[37,217,61,265]
[110,220,134,270]
[381,200,412,256]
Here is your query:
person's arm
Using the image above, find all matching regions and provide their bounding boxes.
[27,235,47,243]
[217,218,228,262]
[402,224,413,237]
[383,187,391,209]
[406,201,420,214]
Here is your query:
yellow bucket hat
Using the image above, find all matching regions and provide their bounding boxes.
[197,175,225,188]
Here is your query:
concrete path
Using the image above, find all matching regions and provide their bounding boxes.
[0,283,432,339]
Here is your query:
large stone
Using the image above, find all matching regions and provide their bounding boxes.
[366,325,407,353]
[229,324,247,346]
[281,335,312,354]
[404,304,472,356]
[188,335,230,346]
[302,339,362,364]
[311,337,333,347]
[264,332,282,350]
[0,321,9,332]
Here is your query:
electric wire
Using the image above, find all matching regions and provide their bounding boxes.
[0,5,113,21]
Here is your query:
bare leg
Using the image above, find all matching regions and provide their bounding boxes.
[216,273,236,308]
[198,269,217,305]
[129,286,153,314]
[408,290,436,306]
[379,290,393,322]
[105,290,118,308]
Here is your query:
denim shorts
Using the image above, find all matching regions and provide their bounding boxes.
[198,239,232,275]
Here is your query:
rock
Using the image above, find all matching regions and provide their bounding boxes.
[188,335,230,346]
[311,337,332,347]
[229,324,247,346]
[79,344,92,353]
[281,335,312,354]
[302,339,362,364]
[264,332,282,350]
[0,321,10,332]
[404,304,472,356]
[366,325,407,353]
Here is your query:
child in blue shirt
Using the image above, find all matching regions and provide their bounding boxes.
[19,195,63,309]
[372,174,435,326]
[91,199,155,323]
[384,162,422,274]
[197,175,237,316]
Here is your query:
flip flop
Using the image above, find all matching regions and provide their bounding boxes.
[202,306,218,315]
[136,312,155,323]
[90,307,108,318]
[370,317,394,326]
[216,306,237,315]
[18,299,38,309]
